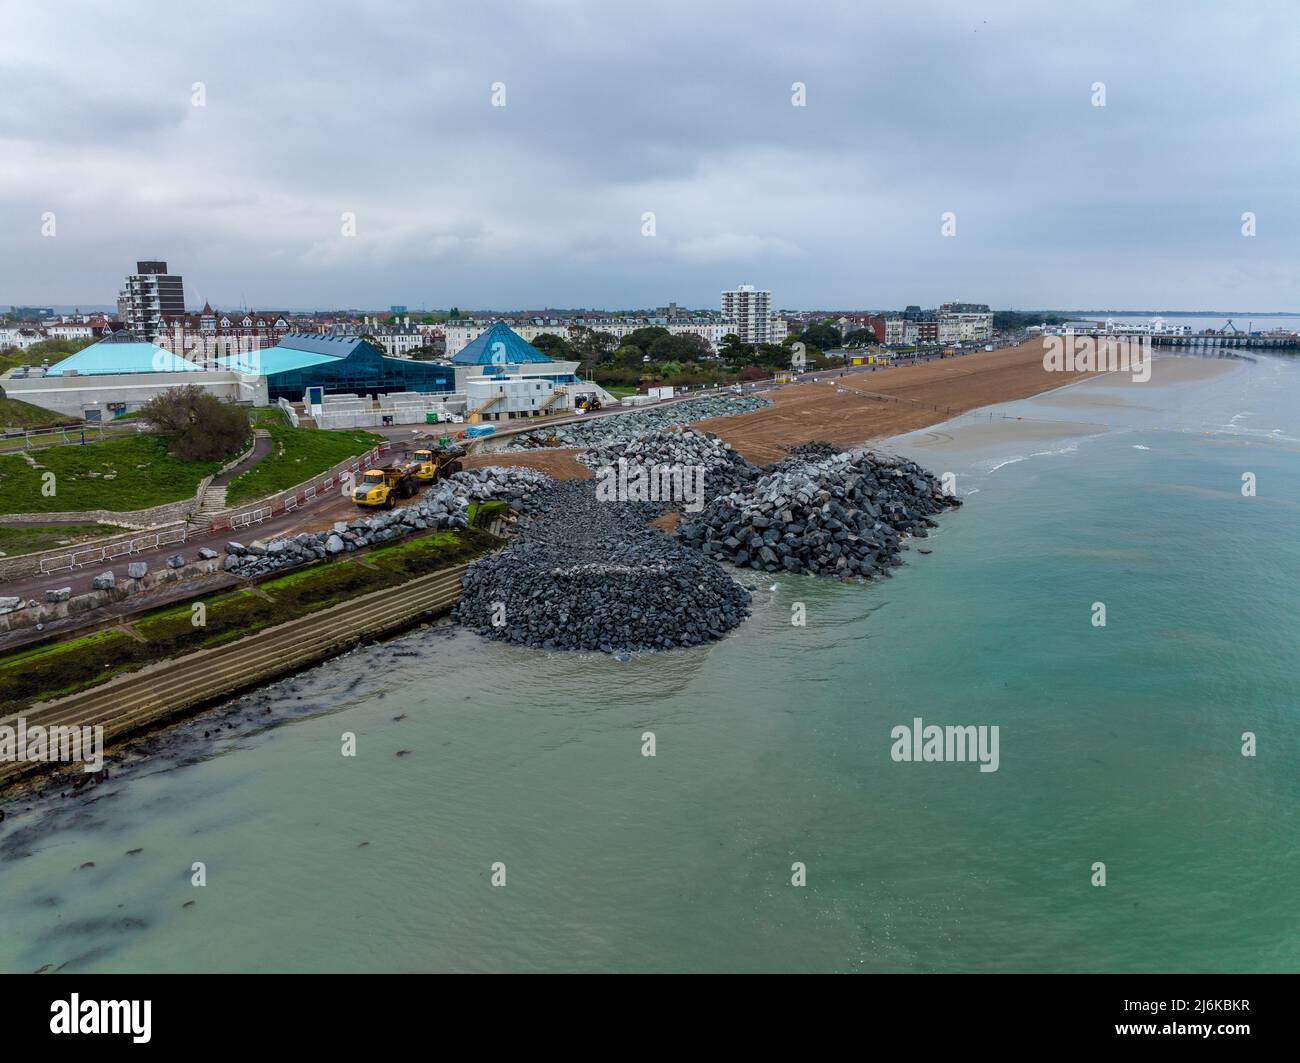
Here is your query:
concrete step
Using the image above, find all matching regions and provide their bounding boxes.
[198,486,228,519]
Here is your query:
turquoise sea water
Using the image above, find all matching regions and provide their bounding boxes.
[1,354,1297,973]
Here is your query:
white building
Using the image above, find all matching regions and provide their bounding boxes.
[937,304,994,344]
[0,327,46,351]
[46,322,96,340]
[117,260,186,339]
[720,285,772,345]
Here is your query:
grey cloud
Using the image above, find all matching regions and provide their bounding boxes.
[0,0,1297,310]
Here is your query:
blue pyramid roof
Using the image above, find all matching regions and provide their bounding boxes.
[451,322,552,365]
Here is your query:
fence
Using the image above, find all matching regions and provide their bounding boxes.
[209,444,390,534]
[0,421,142,454]
[276,397,300,427]
[38,524,193,576]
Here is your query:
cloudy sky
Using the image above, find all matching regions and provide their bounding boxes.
[2,0,1297,312]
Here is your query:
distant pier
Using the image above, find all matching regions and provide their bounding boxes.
[1150,333,1299,351]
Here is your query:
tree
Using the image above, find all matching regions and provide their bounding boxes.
[798,322,842,351]
[140,385,250,462]
[568,327,617,371]
[753,343,790,368]
[627,326,670,353]
[531,332,572,358]
[719,333,754,364]
[19,336,96,361]
[647,333,710,363]
[843,328,876,348]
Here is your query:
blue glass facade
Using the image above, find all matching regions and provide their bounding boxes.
[257,338,454,402]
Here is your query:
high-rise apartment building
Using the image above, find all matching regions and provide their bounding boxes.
[118,261,186,338]
[721,284,771,345]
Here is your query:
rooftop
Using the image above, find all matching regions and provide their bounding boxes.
[450,322,553,365]
[46,340,203,376]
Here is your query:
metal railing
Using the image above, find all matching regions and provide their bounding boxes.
[38,524,193,575]
[208,444,389,534]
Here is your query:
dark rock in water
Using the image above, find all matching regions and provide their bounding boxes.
[183,900,195,908]
[395,749,412,757]
[125,848,143,856]
[678,448,960,582]
[78,862,94,870]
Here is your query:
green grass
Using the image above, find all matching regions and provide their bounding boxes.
[0,527,497,713]
[225,419,384,505]
[0,435,220,514]
[0,523,133,558]
[467,499,509,528]
[0,629,146,708]
[601,385,640,398]
[0,397,77,430]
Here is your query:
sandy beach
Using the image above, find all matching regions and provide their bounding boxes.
[696,338,1110,462]
[462,341,1246,472]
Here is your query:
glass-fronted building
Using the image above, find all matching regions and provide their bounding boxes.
[220,333,454,403]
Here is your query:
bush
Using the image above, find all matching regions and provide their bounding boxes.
[140,385,251,462]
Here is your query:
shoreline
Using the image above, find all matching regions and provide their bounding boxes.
[694,341,1245,463]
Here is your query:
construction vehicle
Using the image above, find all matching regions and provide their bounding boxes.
[575,394,602,412]
[410,443,465,484]
[352,463,419,509]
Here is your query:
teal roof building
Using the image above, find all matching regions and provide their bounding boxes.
[47,339,203,376]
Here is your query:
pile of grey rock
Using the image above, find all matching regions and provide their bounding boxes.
[445,465,554,514]
[677,450,960,579]
[221,467,556,579]
[507,393,771,450]
[576,426,759,503]
[455,479,750,653]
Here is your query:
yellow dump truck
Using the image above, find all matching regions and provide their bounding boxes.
[352,464,419,508]
[411,444,465,484]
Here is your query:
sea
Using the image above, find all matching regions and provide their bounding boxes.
[1,349,1297,973]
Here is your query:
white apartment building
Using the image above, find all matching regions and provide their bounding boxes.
[720,285,772,345]
[46,322,96,340]
[937,312,994,344]
[768,314,789,345]
[117,260,186,339]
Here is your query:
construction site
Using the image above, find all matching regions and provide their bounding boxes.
[0,336,1092,793]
